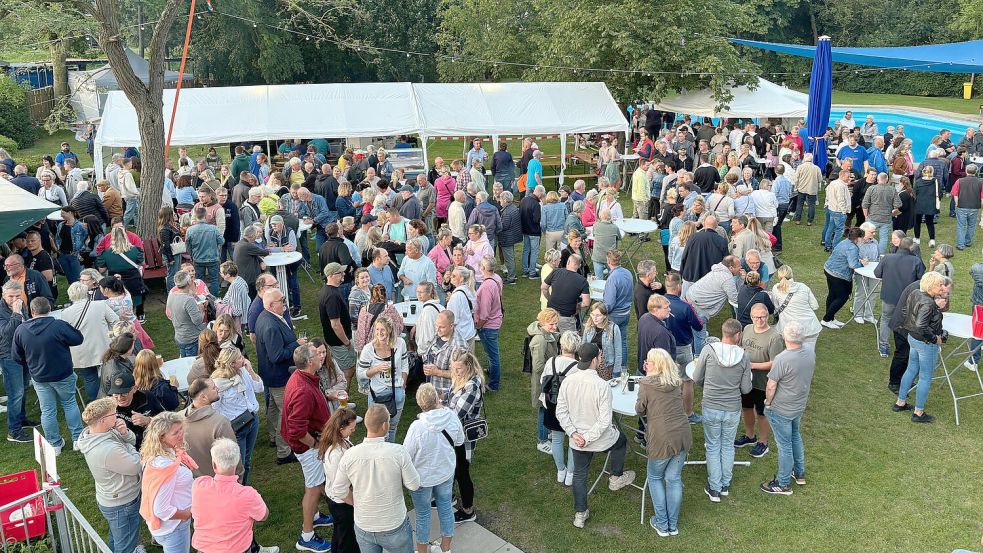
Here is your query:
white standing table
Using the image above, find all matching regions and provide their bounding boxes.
[851,261,881,326]
[46,210,63,221]
[620,153,640,192]
[392,301,421,328]
[262,251,303,311]
[160,357,194,392]
[589,278,606,301]
[935,313,983,425]
[614,218,659,274]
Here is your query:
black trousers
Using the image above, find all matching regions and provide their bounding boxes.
[327,497,359,553]
[454,444,475,510]
[913,214,936,240]
[889,330,910,387]
[823,271,853,322]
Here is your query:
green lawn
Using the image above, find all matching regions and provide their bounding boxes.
[830,90,981,116]
[2,185,982,552]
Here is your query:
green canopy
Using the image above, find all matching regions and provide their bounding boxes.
[0,177,61,244]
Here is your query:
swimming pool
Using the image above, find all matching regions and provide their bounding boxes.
[828,109,979,162]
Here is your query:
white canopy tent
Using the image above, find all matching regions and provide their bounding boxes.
[0,177,61,243]
[649,78,808,119]
[94,81,629,184]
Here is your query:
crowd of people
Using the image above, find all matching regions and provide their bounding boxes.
[0,116,981,551]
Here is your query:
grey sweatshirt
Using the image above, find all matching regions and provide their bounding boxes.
[76,428,142,507]
[691,338,752,412]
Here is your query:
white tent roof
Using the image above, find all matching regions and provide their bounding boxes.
[95,81,627,147]
[0,177,61,243]
[96,82,424,147]
[77,48,189,89]
[650,78,808,118]
[413,82,628,137]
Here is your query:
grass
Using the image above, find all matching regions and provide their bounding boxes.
[828,90,981,116]
[4,137,983,553]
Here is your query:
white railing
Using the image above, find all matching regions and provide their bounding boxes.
[0,485,111,553]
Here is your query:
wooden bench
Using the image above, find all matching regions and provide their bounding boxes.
[142,237,168,280]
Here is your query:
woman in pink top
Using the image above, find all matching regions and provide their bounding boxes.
[434,168,456,227]
[581,190,598,229]
[475,257,504,390]
[463,225,493,284]
[428,228,454,276]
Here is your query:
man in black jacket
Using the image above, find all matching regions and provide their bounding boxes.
[317,223,356,300]
[520,186,545,278]
[70,181,110,226]
[875,238,925,359]
[312,163,339,212]
[693,153,721,194]
[680,215,729,285]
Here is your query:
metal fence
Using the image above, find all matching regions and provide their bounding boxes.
[0,486,110,553]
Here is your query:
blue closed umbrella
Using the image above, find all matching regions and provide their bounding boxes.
[806,36,832,172]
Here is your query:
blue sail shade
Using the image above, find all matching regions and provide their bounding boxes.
[806,37,832,171]
[730,38,983,74]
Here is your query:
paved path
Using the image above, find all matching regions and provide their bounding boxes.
[406,509,525,553]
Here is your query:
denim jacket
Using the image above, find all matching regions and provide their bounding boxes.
[582,323,623,372]
[540,203,567,233]
[56,220,88,254]
[824,239,862,281]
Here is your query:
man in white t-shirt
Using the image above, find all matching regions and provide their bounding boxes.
[838,111,857,130]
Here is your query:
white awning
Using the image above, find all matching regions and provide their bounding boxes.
[650,78,808,119]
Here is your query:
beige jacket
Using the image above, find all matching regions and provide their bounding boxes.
[793,162,823,195]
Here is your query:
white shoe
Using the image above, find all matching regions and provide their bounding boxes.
[573,510,590,528]
[557,469,566,483]
[259,546,280,553]
[864,316,877,324]
[608,470,636,491]
[429,545,449,553]
[853,317,865,325]
[133,545,147,553]
[913,237,921,245]
[965,360,979,372]
[564,470,574,487]
[821,320,841,329]
[929,239,936,247]
[537,442,553,455]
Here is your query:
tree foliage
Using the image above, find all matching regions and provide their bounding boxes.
[0,76,35,148]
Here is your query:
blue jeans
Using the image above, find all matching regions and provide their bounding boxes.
[165,258,181,291]
[155,519,191,553]
[609,311,630,376]
[871,220,892,254]
[794,193,817,223]
[537,406,549,443]
[194,261,220,296]
[691,311,710,358]
[823,211,846,249]
[98,495,142,553]
[79,366,101,403]
[522,234,541,275]
[701,407,740,492]
[955,207,979,249]
[178,341,198,358]
[477,327,501,390]
[123,197,140,228]
[234,412,259,485]
[592,261,607,279]
[34,373,84,447]
[354,516,414,553]
[765,409,805,488]
[971,339,981,364]
[646,450,687,531]
[1,358,30,435]
[551,429,574,472]
[410,477,454,545]
[60,254,82,284]
[366,386,405,442]
[899,335,940,411]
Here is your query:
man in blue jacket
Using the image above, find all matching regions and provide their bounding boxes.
[12,297,83,453]
[254,288,304,465]
[520,186,545,278]
[0,281,37,443]
[664,273,705,424]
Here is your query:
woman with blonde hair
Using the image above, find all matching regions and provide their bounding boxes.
[541,191,567,252]
[96,226,147,319]
[769,264,821,347]
[188,329,221,382]
[707,182,735,232]
[210,313,245,353]
[539,248,563,309]
[133,350,179,410]
[463,224,493,282]
[310,337,349,413]
[317,408,359,553]
[139,412,195,553]
[211,346,262,484]
[448,348,485,523]
[745,216,776,272]
[668,221,697,272]
[528,308,560,453]
[598,187,624,221]
[636,348,691,536]
[581,303,623,380]
[356,315,409,442]
[559,230,589,278]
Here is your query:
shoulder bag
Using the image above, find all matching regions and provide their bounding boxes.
[772,290,795,323]
[117,248,145,277]
[368,353,398,417]
[461,390,489,442]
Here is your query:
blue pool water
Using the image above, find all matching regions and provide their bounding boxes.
[828,109,979,162]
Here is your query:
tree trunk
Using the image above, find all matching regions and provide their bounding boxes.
[134,96,165,240]
[49,37,69,98]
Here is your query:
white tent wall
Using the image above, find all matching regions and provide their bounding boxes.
[649,78,808,119]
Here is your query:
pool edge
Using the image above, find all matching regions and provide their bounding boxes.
[832,103,982,124]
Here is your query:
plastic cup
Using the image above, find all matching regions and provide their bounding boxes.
[338,391,349,407]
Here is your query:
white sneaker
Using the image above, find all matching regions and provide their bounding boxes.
[429,545,448,553]
[564,470,574,487]
[573,510,590,528]
[258,546,280,553]
[536,442,553,455]
[965,359,978,372]
[913,237,921,245]
[864,316,877,324]
[608,470,636,491]
[133,545,147,553]
[853,317,865,325]
[929,239,936,247]
[821,320,841,329]
[556,469,566,483]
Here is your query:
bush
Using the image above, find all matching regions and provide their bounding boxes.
[0,134,18,154]
[0,76,36,149]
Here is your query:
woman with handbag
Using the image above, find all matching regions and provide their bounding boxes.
[769,265,821,348]
[353,284,404,353]
[356,316,408,443]
[912,165,941,246]
[97,226,148,321]
[133,350,180,411]
[158,205,183,290]
[580,303,623,380]
[61,281,119,402]
[447,348,485,524]
[211,347,262,484]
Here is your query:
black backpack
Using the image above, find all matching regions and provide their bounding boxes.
[542,358,576,407]
[521,335,534,374]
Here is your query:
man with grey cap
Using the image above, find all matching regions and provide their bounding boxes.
[397,185,422,220]
[318,262,356,382]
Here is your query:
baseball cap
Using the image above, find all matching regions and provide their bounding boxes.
[576,343,601,371]
[107,370,135,395]
[323,262,346,277]
[361,214,377,225]
[399,185,414,193]
[270,215,284,225]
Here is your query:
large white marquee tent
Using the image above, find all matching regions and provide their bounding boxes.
[94,81,629,184]
[649,77,808,119]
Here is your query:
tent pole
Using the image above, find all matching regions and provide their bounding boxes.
[421,134,430,180]
[559,133,567,187]
[94,144,104,180]
[266,139,271,156]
